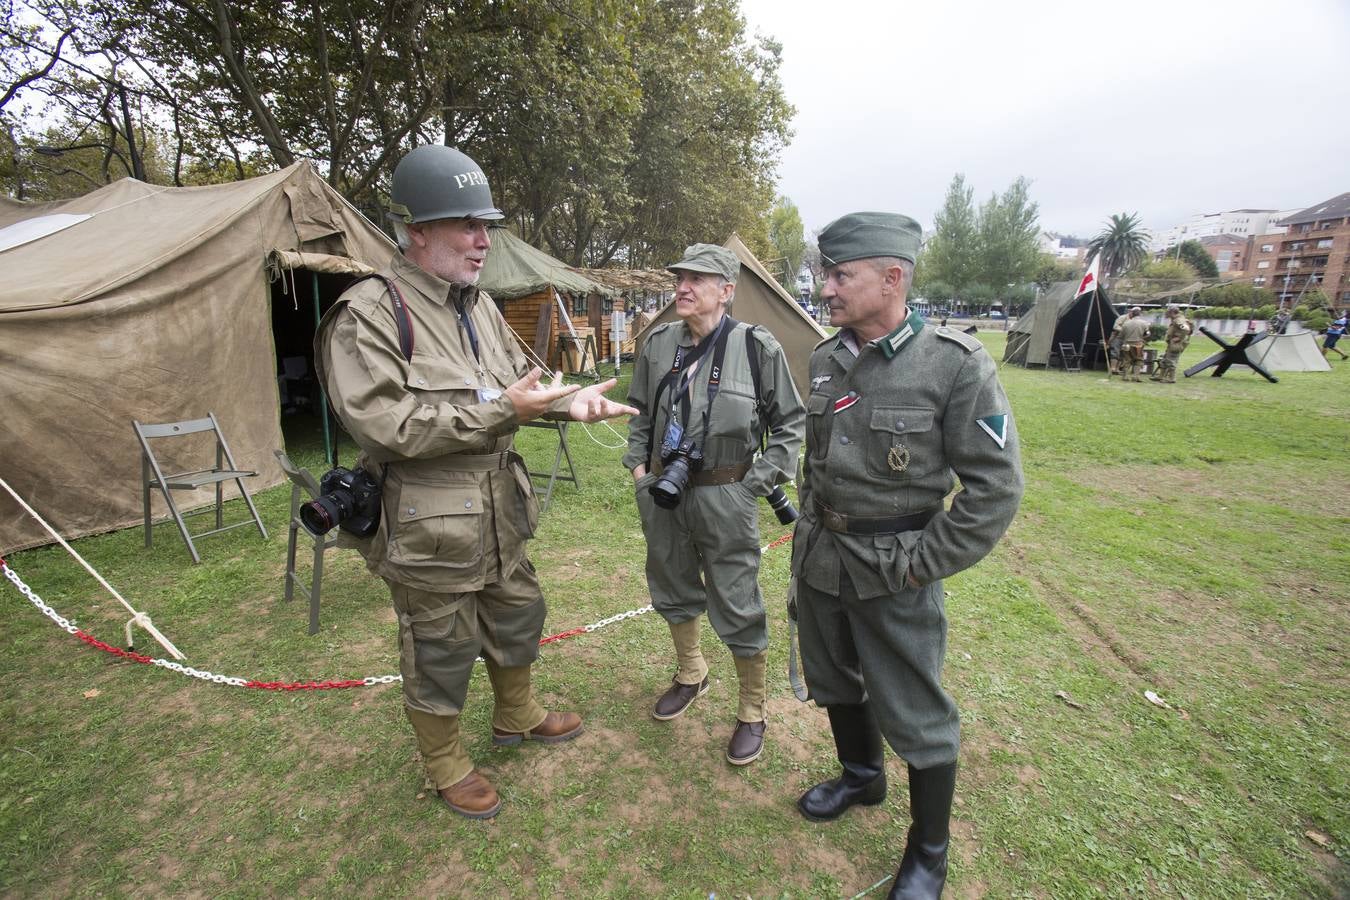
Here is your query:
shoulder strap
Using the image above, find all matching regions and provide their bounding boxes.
[348,274,415,362]
[744,324,767,452]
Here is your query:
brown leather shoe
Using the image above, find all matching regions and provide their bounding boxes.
[492,711,583,746]
[652,675,710,721]
[438,770,501,819]
[727,719,766,766]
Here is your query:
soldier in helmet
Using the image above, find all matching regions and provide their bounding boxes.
[791,212,1023,899]
[1151,305,1191,383]
[314,145,636,819]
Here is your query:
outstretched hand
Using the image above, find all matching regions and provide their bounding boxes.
[568,378,639,423]
[506,367,581,422]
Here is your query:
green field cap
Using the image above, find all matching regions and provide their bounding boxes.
[818,212,922,266]
[667,243,740,281]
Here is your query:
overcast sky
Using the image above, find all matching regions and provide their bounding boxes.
[737,0,1350,241]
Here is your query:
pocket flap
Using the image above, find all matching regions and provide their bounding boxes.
[870,406,934,435]
[405,355,472,391]
[806,393,830,415]
[396,481,484,522]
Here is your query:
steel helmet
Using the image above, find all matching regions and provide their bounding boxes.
[387,145,504,224]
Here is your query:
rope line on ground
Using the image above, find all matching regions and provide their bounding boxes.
[4,539,810,689]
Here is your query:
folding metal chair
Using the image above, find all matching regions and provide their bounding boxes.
[133,412,268,563]
[1057,342,1083,373]
[274,450,336,635]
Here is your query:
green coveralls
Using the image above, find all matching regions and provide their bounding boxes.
[792,311,1023,769]
[624,317,804,656]
[315,253,573,787]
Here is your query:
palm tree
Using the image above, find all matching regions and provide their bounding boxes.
[1087,212,1150,282]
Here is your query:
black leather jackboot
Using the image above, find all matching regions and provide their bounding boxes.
[888,761,957,899]
[797,703,887,821]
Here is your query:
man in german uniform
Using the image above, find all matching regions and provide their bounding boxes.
[315,145,636,820]
[625,244,804,766]
[790,212,1023,899]
[1151,304,1191,383]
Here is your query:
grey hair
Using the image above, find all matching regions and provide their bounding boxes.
[390,217,411,250]
[867,256,915,284]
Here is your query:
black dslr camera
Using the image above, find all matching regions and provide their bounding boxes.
[649,438,704,509]
[300,466,382,537]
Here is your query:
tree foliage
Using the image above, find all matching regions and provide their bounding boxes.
[917,172,1041,297]
[766,195,806,290]
[1,0,792,266]
[1159,239,1219,279]
[1087,212,1150,280]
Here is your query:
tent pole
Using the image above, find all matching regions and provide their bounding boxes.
[312,271,334,466]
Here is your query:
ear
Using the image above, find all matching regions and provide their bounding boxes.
[406,222,430,250]
[881,263,905,294]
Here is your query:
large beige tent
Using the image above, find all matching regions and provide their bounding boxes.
[633,233,827,397]
[0,163,396,553]
[1243,328,1331,372]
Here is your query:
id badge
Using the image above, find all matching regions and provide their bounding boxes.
[660,419,683,455]
[477,386,503,403]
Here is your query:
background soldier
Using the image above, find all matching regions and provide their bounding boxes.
[1107,314,1124,375]
[315,145,635,819]
[625,244,804,766]
[790,213,1023,899]
[1117,306,1150,382]
[1151,304,1191,383]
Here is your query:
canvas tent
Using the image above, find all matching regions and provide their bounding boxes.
[480,228,616,370]
[632,233,828,398]
[0,163,396,553]
[1243,328,1331,372]
[1003,281,1118,369]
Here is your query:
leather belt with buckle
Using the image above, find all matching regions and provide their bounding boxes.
[812,498,937,535]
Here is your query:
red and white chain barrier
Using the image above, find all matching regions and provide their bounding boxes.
[1,528,792,692]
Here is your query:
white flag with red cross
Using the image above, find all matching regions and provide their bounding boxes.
[1075,255,1100,299]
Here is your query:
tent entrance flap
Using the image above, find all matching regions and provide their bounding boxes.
[268,252,373,467]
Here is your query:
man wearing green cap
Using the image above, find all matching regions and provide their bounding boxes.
[315,145,637,821]
[625,243,804,766]
[790,212,1023,898]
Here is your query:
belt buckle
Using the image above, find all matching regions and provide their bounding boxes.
[824,509,846,532]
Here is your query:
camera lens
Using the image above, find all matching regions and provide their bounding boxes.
[650,456,692,509]
[300,496,341,536]
[766,486,799,525]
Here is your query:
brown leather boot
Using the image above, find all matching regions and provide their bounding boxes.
[492,710,583,745]
[438,770,501,819]
[653,675,710,720]
[727,720,767,766]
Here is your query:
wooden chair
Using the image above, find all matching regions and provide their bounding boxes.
[133,413,268,563]
[274,450,337,635]
[1057,342,1083,373]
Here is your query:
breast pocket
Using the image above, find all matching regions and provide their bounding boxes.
[865,406,941,481]
[704,387,756,458]
[386,478,484,573]
[405,355,476,406]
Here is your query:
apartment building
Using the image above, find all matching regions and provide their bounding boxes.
[1245,192,1350,306]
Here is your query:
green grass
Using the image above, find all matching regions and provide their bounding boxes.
[1,333,1346,897]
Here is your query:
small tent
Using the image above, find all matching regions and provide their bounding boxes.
[479,229,615,371]
[633,234,828,398]
[1004,281,1118,369]
[0,163,396,553]
[1244,328,1331,372]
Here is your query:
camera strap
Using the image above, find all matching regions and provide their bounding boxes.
[645,316,737,466]
[347,274,416,362]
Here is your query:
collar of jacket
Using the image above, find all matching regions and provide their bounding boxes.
[836,307,926,360]
[391,252,482,311]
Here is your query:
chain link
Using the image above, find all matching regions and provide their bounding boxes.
[584,604,654,632]
[4,560,79,634]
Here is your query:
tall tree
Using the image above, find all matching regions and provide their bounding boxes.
[1159,239,1220,279]
[1,0,792,268]
[976,175,1041,290]
[922,174,980,290]
[766,195,806,290]
[1087,212,1151,281]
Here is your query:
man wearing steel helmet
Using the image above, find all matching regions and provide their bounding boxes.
[314,144,636,820]
[1151,305,1191,383]
[790,212,1022,898]
[624,244,804,766]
